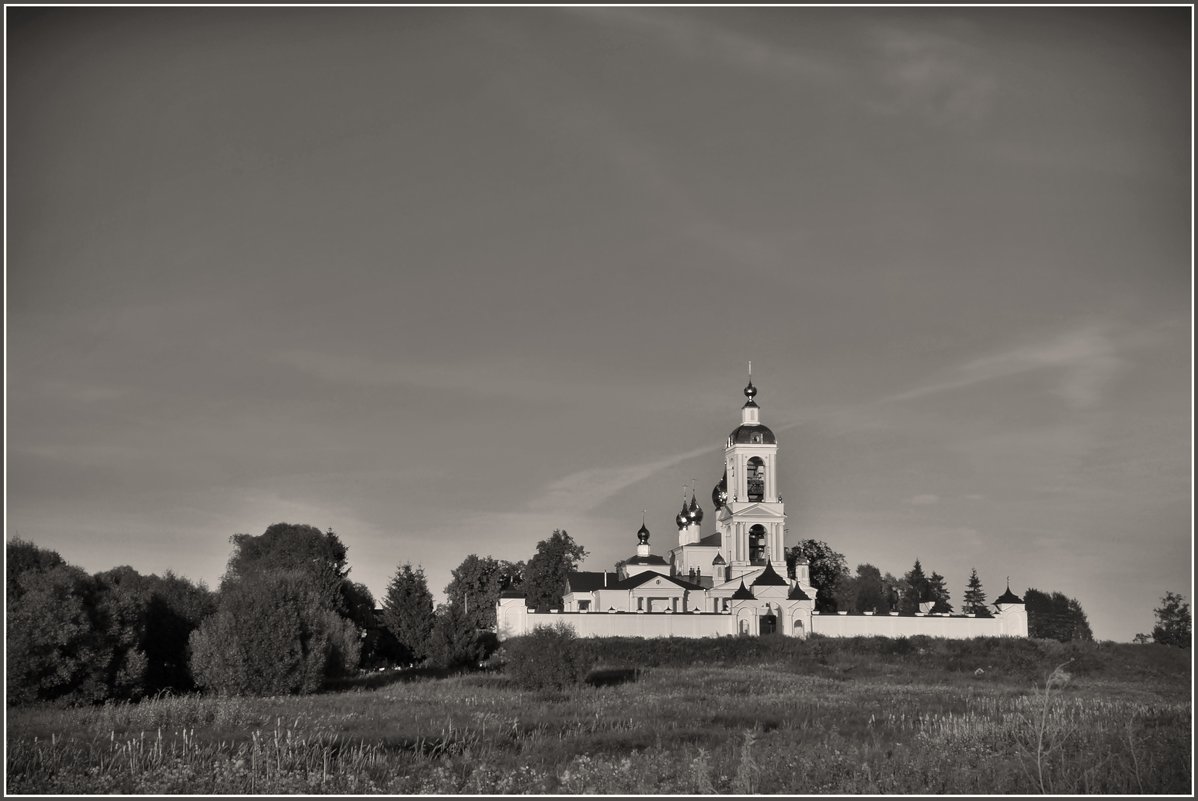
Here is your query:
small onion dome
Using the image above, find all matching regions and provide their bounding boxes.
[731,581,756,600]
[712,553,727,565]
[687,494,704,524]
[751,561,788,587]
[743,380,758,408]
[995,583,1023,605]
[787,584,811,601]
[637,523,651,544]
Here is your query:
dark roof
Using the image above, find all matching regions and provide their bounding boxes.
[565,571,619,593]
[712,553,726,565]
[787,584,811,601]
[625,554,669,566]
[751,561,788,586]
[696,532,723,548]
[995,585,1024,605]
[499,590,526,599]
[609,571,703,591]
[729,423,776,445]
[730,581,756,600]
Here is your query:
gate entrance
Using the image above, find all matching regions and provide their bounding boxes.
[760,614,777,635]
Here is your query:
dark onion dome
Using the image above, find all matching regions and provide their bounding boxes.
[687,494,703,524]
[729,423,777,444]
[994,583,1024,605]
[787,584,811,601]
[730,581,756,600]
[675,508,689,529]
[637,523,651,544]
[743,379,758,408]
[751,561,788,587]
[711,476,728,510]
[712,553,727,565]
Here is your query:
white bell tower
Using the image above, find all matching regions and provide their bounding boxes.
[715,367,786,581]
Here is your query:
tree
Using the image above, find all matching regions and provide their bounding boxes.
[381,563,435,664]
[962,568,992,617]
[189,571,359,695]
[1025,589,1094,642]
[427,602,496,669]
[445,555,525,631]
[1151,591,1191,648]
[223,523,350,611]
[899,559,931,614]
[832,564,891,614]
[522,530,588,613]
[7,563,112,704]
[927,571,953,613]
[784,540,848,613]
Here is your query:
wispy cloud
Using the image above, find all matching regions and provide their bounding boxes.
[864,22,996,125]
[528,442,716,515]
[882,326,1122,410]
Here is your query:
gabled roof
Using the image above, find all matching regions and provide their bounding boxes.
[730,581,756,600]
[696,532,723,548]
[712,553,726,565]
[787,584,811,601]
[565,571,619,593]
[624,554,669,566]
[751,561,788,586]
[609,571,704,591]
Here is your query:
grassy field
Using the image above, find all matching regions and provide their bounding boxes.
[6,637,1191,794]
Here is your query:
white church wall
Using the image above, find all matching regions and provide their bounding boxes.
[809,611,1026,639]
[513,610,739,639]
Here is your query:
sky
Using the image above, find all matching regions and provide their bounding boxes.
[5,6,1192,642]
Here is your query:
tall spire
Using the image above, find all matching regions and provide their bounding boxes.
[743,361,758,408]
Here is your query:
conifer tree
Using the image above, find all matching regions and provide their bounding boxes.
[928,571,953,613]
[900,558,930,613]
[962,567,992,617]
[381,563,435,664]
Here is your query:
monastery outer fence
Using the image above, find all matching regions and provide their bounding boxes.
[497,598,1028,640]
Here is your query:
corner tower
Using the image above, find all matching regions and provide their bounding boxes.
[716,371,786,580]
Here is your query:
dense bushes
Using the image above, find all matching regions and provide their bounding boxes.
[503,623,591,690]
[6,541,215,705]
[189,572,360,696]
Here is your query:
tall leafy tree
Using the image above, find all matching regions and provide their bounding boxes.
[899,559,931,614]
[1151,591,1191,647]
[832,564,891,614]
[784,540,848,612]
[223,523,350,611]
[927,571,953,613]
[962,568,992,617]
[381,563,435,663]
[1025,588,1094,642]
[523,530,589,613]
[445,555,525,630]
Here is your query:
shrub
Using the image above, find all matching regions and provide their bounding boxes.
[189,571,360,695]
[504,623,590,691]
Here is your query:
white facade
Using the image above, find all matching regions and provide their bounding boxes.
[497,378,1029,641]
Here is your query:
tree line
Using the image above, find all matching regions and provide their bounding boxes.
[7,527,1187,704]
[5,525,589,704]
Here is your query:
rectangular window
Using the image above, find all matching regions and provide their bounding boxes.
[672,597,679,612]
[578,601,590,611]
[637,598,644,611]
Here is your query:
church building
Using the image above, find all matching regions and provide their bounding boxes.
[497,376,1028,640]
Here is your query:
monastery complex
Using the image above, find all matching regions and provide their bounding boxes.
[497,377,1028,640]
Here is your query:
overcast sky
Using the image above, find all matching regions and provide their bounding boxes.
[6,6,1191,642]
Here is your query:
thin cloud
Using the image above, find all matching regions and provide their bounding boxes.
[882,326,1122,410]
[864,22,996,125]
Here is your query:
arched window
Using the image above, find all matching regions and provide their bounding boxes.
[749,524,767,565]
[747,457,765,501]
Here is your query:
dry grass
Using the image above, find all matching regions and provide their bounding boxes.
[6,641,1192,794]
